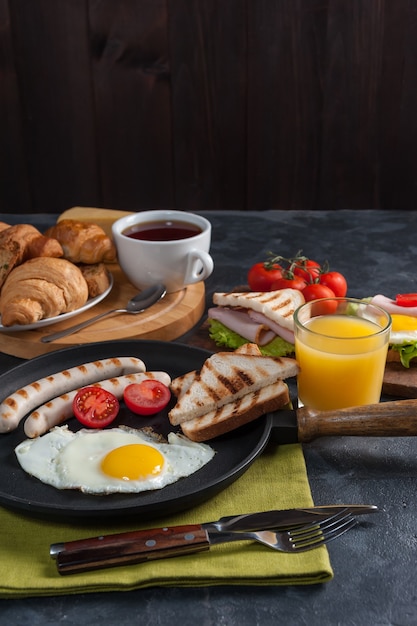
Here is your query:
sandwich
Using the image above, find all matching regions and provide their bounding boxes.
[370,294,417,368]
[168,343,299,442]
[386,312,417,369]
[207,289,305,357]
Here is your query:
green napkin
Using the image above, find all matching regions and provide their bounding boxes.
[0,443,332,598]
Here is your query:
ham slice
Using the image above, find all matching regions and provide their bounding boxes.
[247,310,295,344]
[371,295,417,317]
[208,307,294,345]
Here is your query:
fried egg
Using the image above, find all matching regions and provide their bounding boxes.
[14,426,215,494]
[390,314,417,344]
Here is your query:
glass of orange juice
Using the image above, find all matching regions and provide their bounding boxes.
[293,297,392,410]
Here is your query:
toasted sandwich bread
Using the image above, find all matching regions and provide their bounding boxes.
[213,289,305,331]
[170,343,262,399]
[180,379,289,442]
[168,350,299,425]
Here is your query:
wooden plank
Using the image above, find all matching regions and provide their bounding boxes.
[88,0,174,211]
[8,0,99,213]
[377,0,417,210]
[0,0,31,212]
[169,0,247,210]
[319,0,385,210]
[247,0,326,211]
[2,1,417,214]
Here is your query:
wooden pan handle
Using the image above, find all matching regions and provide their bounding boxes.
[297,399,417,442]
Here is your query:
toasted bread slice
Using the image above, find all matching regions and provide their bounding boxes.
[170,343,262,398]
[170,370,198,399]
[213,289,304,331]
[168,350,299,425]
[0,240,21,290]
[180,379,289,442]
[78,263,111,298]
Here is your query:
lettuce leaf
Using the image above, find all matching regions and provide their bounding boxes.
[390,342,417,368]
[208,319,295,357]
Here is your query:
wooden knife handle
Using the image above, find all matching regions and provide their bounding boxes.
[51,524,209,575]
[297,399,417,442]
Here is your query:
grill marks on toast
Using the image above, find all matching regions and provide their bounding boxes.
[213,289,305,327]
[220,291,294,319]
[168,349,299,426]
[178,355,281,411]
[180,380,290,442]
[211,360,257,397]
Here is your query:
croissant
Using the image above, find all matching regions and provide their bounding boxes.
[0,257,89,326]
[0,224,64,289]
[0,223,63,260]
[45,220,117,264]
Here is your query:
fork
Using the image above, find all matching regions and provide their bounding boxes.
[209,510,358,553]
[52,510,357,574]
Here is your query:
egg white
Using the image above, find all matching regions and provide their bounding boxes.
[390,314,417,344]
[390,330,417,344]
[14,426,215,495]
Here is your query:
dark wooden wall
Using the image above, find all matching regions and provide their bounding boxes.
[1,0,417,214]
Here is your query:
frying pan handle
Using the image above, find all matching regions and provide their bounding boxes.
[296,399,417,442]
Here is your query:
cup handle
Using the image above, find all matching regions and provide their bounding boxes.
[184,250,214,285]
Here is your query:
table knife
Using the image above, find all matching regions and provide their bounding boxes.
[50,504,377,575]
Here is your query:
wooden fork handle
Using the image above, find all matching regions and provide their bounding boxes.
[50,524,209,575]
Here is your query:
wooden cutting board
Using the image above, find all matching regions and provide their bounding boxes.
[383,362,417,398]
[0,265,206,359]
[0,208,207,358]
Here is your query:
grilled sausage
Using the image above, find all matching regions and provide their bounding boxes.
[24,371,171,438]
[0,356,146,433]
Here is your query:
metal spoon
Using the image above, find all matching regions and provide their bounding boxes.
[41,284,166,343]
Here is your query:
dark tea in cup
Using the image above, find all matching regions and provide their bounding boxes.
[123,220,202,242]
[113,209,213,292]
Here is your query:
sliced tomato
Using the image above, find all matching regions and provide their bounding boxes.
[395,293,417,307]
[124,380,171,416]
[319,271,348,297]
[72,387,119,428]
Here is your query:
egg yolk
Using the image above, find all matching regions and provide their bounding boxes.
[101,443,165,481]
[391,314,417,332]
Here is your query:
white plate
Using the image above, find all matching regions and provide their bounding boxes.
[0,273,113,332]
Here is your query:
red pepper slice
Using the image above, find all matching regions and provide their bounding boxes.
[395,294,417,307]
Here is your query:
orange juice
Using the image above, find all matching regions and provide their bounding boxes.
[295,314,390,410]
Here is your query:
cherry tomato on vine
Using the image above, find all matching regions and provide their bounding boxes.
[293,259,321,283]
[72,387,120,428]
[124,380,171,416]
[302,283,335,302]
[270,275,307,291]
[247,262,284,291]
[319,271,348,297]
[302,284,338,315]
[395,293,417,307]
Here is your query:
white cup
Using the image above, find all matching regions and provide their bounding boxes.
[112,210,214,293]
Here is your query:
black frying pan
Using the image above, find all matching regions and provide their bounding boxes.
[0,340,275,520]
